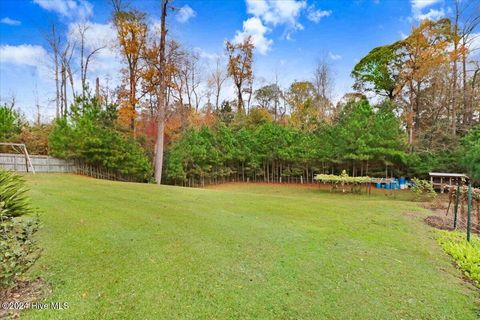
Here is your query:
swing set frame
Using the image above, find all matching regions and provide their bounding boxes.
[0,142,36,174]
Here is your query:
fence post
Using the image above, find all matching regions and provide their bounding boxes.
[454,184,460,229]
[467,182,472,242]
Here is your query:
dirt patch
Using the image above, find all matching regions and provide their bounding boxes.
[418,203,480,233]
[424,215,454,230]
[0,278,50,319]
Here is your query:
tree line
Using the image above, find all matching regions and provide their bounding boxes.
[1,0,479,184]
[165,99,407,186]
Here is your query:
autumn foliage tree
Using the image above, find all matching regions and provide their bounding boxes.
[113,7,148,132]
[353,18,458,146]
[225,37,254,114]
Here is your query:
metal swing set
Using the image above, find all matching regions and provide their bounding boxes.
[0,142,36,174]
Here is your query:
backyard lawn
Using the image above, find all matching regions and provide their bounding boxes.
[22,174,478,319]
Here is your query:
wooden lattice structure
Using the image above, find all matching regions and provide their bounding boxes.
[0,143,35,173]
[444,178,479,242]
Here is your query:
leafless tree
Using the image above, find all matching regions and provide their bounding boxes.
[457,0,480,128]
[60,42,75,116]
[46,23,61,118]
[76,23,106,96]
[312,58,334,121]
[207,56,228,111]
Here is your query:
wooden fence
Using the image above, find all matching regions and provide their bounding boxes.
[74,160,138,182]
[0,153,75,173]
[0,154,137,182]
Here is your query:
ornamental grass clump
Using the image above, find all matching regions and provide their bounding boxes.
[0,169,40,289]
[437,231,480,287]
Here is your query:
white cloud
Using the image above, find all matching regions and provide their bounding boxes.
[68,22,116,54]
[256,0,306,27]
[176,5,196,23]
[399,31,408,40]
[328,52,342,60]
[306,5,331,23]
[0,44,51,83]
[1,17,21,26]
[410,0,441,11]
[237,0,329,54]
[410,0,445,21]
[233,17,273,55]
[194,47,223,61]
[33,0,93,20]
[0,44,47,67]
[416,8,445,20]
[247,0,269,16]
[468,32,480,56]
[67,22,121,81]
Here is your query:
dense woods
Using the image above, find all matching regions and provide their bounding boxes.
[1,0,479,185]
[164,99,407,186]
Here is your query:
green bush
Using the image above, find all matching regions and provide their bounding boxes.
[0,104,23,142]
[461,125,480,181]
[411,178,437,201]
[0,169,40,289]
[49,96,152,182]
[437,231,480,287]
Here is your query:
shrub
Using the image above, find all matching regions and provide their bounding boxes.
[437,231,480,287]
[411,178,437,201]
[0,105,23,142]
[461,125,480,181]
[49,96,152,181]
[17,124,53,155]
[0,169,40,289]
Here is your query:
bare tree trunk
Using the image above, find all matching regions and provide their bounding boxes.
[62,65,68,116]
[414,81,421,138]
[95,77,100,99]
[462,48,468,127]
[67,64,75,101]
[451,1,460,136]
[237,88,243,114]
[154,0,169,184]
[155,101,165,183]
[80,23,86,96]
[48,24,61,119]
[55,53,60,118]
[130,71,136,132]
[60,64,65,116]
[407,80,415,147]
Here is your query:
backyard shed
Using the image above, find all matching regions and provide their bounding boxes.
[429,172,467,191]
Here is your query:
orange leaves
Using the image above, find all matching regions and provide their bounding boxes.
[113,11,147,62]
[113,9,148,132]
[225,37,254,112]
[117,104,137,128]
[401,19,451,83]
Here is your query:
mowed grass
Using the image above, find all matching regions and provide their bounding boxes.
[22,174,478,319]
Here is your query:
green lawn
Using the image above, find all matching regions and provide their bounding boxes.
[22,174,478,319]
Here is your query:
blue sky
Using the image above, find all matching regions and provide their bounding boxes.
[0,0,462,120]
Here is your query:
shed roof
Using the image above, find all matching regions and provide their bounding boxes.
[429,172,467,178]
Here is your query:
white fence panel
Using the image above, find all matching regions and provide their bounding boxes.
[0,153,76,173]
